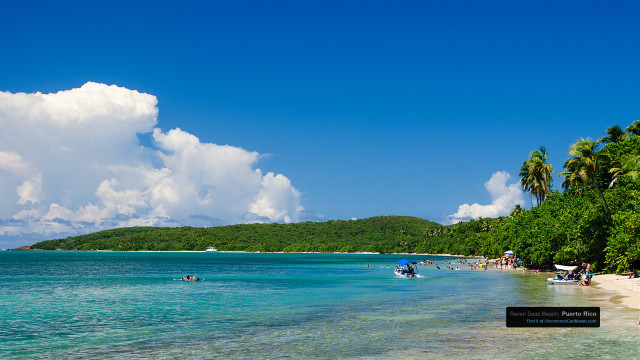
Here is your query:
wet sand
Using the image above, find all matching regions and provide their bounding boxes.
[591,274,640,310]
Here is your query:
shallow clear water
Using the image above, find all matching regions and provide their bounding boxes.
[1,251,638,359]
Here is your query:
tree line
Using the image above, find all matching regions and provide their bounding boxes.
[28,214,518,259]
[31,216,450,254]
[505,120,640,272]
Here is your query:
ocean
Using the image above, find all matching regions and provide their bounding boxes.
[1,251,638,359]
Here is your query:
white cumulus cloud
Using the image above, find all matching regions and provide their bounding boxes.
[0,151,36,177]
[17,174,43,205]
[448,171,524,224]
[0,82,307,248]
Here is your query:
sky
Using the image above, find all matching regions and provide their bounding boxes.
[1,1,639,248]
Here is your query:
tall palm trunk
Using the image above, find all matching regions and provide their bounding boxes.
[592,180,612,219]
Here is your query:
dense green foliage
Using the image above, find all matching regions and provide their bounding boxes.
[503,124,640,272]
[31,214,514,257]
[487,190,613,270]
[30,123,640,274]
[33,216,455,254]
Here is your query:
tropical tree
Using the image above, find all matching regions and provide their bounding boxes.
[519,161,535,206]
[509,204,524,218]
[625,120,640,136]
[609,155,640,188]
[602,125,627,144]
[560,158,581,192]
[559,138,612,218]
[519,146,554,206]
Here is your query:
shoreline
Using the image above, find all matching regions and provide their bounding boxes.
[591,274,640,310]
[16,248,479,258]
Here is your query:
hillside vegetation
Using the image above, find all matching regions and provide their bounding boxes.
[31,216,463,254]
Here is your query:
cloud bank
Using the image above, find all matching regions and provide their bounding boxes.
[448,171,524,224]
[0,82,306,247]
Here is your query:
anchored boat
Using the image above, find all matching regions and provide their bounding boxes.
[547,264,580,285]
[394,260,421,278]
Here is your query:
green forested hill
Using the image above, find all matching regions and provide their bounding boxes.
[31,216,466,254]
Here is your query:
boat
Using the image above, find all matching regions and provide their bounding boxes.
[547,264,580,285]
[205,247,218,252]
[394,260,421,278]
[547,277,579,285]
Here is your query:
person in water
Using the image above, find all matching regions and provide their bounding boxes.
[174,275,199,281]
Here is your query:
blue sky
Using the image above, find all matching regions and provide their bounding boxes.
[1,1,639,247]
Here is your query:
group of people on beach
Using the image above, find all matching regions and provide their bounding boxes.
[493,256,521,270]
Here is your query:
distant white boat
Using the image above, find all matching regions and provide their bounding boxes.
[205,247,218,252]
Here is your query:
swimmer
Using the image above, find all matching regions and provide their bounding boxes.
[173,275,196,281]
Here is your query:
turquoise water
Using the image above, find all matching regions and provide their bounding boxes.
[1,251,638,359]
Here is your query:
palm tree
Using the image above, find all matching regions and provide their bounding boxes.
[625,120,640,136]
[509,204,524,218]
[603,125,628,144]
[609,154,640,188]
[559,138,611,218]
[519,161,535,206]
[519,146,553,207]
[560,157,581,192]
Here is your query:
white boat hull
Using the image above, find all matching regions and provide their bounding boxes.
[394,269,421,278]
[547,278,579,285]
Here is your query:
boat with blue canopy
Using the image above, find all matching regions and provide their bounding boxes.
[394,260,421,278]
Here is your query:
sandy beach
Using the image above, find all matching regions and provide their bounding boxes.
[592,274,640,310]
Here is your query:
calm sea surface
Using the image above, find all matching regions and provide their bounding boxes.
[1,251,638,359]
